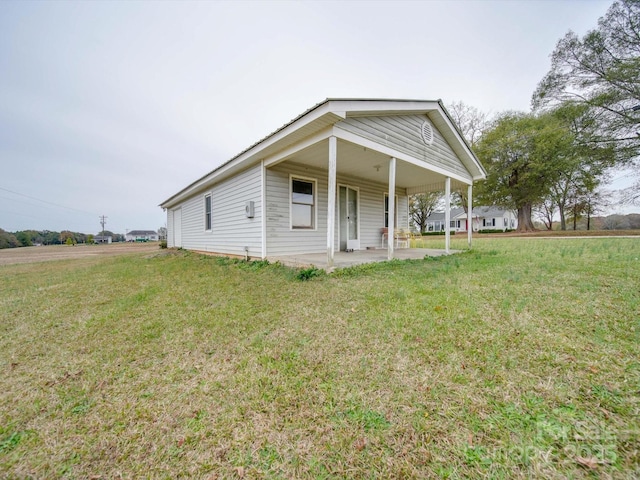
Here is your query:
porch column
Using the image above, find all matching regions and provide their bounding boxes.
[261,159,267,259]
[387,157,396,260]
[327,136,337,267]
[444,177,451,254]
[467,184,473,248]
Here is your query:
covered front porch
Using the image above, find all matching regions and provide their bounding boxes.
[268,246,459,271]
[265,132,476,267]
[259,100,487,265]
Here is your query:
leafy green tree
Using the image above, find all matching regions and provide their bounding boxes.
[0,229,20,249]
[533,0,640,196]
[541,104,617,229]
[60,230,76,245]
[475,111,575,231]
[15,231,33,247]
[42,230,61,245]
[410,192,443,233]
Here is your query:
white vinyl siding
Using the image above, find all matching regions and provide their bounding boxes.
[337,114,471,180]
[170,164,262,257]
[266,162,408,256]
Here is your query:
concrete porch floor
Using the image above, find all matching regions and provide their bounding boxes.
[267,247,459,270]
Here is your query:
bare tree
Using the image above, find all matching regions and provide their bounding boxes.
[534,199,557,230]
[410,192,443,233]
[603,214,631,230]
[446,101,492,213]
[620,161,640,206]
[446,101,491,148]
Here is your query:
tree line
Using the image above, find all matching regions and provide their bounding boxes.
[412,0,639,232]
[0,229,125,249]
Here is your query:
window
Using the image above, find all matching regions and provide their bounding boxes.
[504,218,508,227]
[291,178,315,229]
[204,194,211,230]
[384,194,398,228]
[483,218,495,227]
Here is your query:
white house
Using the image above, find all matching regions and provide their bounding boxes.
[125,230,159,242]
[426,207,518,232]
[94,235,112,244]
[160,99,486,266]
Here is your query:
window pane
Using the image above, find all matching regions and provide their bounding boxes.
[293,191,313,205]
[292,180,313,205]
[205,195,211,230]
[292,204,312,228]
[384,194,397,228]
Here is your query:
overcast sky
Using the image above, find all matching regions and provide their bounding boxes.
[1,0,630,235]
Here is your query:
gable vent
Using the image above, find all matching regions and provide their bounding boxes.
[420,121,434,146]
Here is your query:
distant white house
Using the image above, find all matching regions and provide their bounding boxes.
[425,207,517,232]
[94,235,113,244]
[125,230,158,242]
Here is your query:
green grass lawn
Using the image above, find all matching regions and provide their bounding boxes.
[1,238,639,478]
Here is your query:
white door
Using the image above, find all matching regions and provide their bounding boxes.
[339,186,359,251]
[173,208,182,248]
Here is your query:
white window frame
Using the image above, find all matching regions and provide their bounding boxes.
[290,175,317,231]
[204,193,212,231]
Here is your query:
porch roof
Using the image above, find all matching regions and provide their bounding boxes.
[160,98,486,209]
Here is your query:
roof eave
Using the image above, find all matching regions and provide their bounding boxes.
[160,98,488,209]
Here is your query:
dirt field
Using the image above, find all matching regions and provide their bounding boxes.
[0,242,159,266]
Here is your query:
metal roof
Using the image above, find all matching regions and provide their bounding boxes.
[127,230,157,235]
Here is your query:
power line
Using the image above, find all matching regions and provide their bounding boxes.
[0,186,96,216]
[0,209,45,221]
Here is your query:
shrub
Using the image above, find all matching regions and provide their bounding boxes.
[478,229,513,234]
[422,231,456,236]
[159,240,167,249]
[295,266,324,281]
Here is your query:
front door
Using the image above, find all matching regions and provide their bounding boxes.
[339,186,359,251]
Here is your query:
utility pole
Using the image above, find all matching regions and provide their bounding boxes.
[100,215,108,243]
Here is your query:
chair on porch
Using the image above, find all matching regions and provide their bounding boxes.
[380,228,388,248]
[394,229,410,249]
[409,231,425,248]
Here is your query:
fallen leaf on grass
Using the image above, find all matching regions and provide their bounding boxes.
[576,456,599,469]
[235,466,245,478]
[354,437,367,451]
